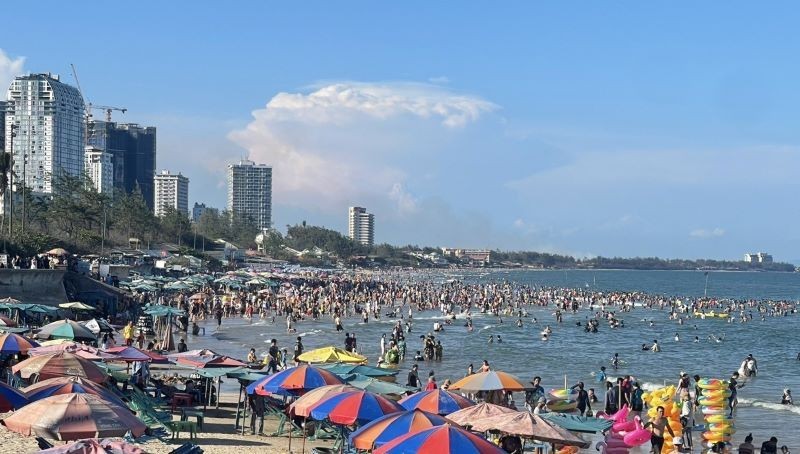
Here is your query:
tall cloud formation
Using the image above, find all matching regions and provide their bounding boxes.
[0,49,25,93]
[229,82,496,215]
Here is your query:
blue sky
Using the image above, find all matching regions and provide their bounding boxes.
[3,2,800,260]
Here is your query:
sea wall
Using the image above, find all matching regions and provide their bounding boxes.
[0,269,68,306]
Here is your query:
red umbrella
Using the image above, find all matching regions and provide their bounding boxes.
[175,354,247,368]
[36,438,144,454]
[1,393,146,440]
[12,352,108,383]
[102,346,151,362]
[22,376,126,407]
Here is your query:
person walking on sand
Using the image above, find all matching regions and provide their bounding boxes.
[643,406,675,454]
[123,321,134,346]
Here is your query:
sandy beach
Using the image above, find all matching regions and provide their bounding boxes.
[0,392,336,454]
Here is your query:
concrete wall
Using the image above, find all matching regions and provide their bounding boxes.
[0,269,69,306]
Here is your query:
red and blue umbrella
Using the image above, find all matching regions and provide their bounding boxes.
[22,376,126,407]
[0,332,39,354]
[349,409,452,450]
[373,424,505,454]
[247,365,344,397]
[0,381,28,412]
[310,390,403,425]
[399,389,475,415]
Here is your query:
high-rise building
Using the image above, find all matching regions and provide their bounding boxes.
[0,101,6,153]
[87,121,156,209]
[226,160,272,231]
[192,202,216,222]
[84,146,113,195]
[348,206,375,246]
[4,73,85,196]
[153,170,189,217]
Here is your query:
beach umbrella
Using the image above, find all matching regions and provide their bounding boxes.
[175,354,246,368]
[36,438,145,454]
[102,346,151,362]
[80,319,114,335]
[58,302,96,312]
[470,411,590,448]
[399,389,476,415]
[373,424,505,454]
[28,342,110,361]
[349,409,454,450]
[246,364,344,397]
[318,363,399,378]
[38,338,72,346]
[37,320,97,342]
[0,297,24,306]
[446,402,517,427]
[0,381,29,412]
[0,332,40,354]
[0,314,18,327]
[448,370,528,392]
[25,304,60,315]
[309,389,404,425]
[344,374,416,396]
[1,393,146,440]
[142,305,185,316]
[289,384,356,417]
[46,248,69,256]
[12,352,108,383]
[297,346,368,364]
[23,376,126,407]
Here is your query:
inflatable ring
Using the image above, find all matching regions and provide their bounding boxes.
[557,446,579,454]
[702,432,731,442]
[706,414,733,424]
[698,396,727,407]
[701,407,726,415]
[703,389,732,399]
[697,379,728,390]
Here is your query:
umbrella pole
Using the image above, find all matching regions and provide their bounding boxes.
[288,415,293,453]
[216,376,221,409]
[301,417,307,454]
[235,383,242,430]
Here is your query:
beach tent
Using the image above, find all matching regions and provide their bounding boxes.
[1,393,146,440]
[470,411,590,448]
[297,346,368,364]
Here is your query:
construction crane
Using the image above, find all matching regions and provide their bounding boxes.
[88,103,127,122]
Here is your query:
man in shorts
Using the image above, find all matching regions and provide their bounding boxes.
[644,406,675,454]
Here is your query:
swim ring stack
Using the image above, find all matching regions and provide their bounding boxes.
[642,385,682,453]
[546,388,578,413]
[697,378,735,448]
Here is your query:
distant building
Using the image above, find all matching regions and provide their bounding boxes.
[87,121,157,209]
[348,206,375,246]
[0,101,6,153]
[153,170,189,217]
[84,147,113,195]
[441,248,491,264]
[227,160,272,230]
[4,73,85,198]
[192,202,217,222]
[743,252,773,264]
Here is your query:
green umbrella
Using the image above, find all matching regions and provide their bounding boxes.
[143,305,185,316]
[344,374,415,395]
[37,319,97,342]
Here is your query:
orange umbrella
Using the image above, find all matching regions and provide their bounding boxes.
[470,411,590,448]
[448,370,528,392]
[446,402,516,427]
[1,393,146,440]
[289,384,356,417]
[12,352,108,383]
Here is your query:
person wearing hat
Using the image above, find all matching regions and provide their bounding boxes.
[671,436,686,453]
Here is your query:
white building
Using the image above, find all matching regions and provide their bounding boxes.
[227,160,272,230]
[4,73,85,199]
[348,206,375,246]
[84,147,113,195]
[153,170,189,217]
[743,252,773,264]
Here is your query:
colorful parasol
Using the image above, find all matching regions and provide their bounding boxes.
[448,370,528,392]
[470,411,590,448]
[102,346,152,362]
[1,393,146,440]
[36,438,145,454]
[289,384,356,417]
[0,381,28,412]
[0,332,40,354]
[373,424,505,454]
[349,409,454,450]
[309,389,403,425]
[37,320,97,342]
[297,346,368,364]
[446,402,517,427]
[399,389,475,415]
[12,352,108,383]
[28,342,110,361]
[246,364,344,397]
[23,376,126,407]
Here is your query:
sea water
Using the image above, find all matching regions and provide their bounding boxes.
[189,269,800,447]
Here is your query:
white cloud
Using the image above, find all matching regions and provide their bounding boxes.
[228,82,495,215]
[690,228,726,238]
[428,76,450,84]
[0,49,25,93]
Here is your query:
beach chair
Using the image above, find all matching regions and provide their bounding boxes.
[166,420,198,440]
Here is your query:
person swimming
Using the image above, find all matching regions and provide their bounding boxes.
[497,335,503,343]
[781,389,793,405]
[674,332,680,342]
[652,340,661,352]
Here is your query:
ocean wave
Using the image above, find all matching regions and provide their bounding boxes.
[738,397,800,415]
[298,329,323,337]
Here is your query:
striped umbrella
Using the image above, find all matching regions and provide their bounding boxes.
[22,376,125,407]
[28,342,110,360]
[0,332,39,354]
[37,320,97,342]
[289,384,356,417]
[448,370,528,392]
[247,365,344,397]
[349,409,453,450]
[0,381,28,412]
[0,393,145,440]
[399,389,475,415]
[309,390,404,425]
[12,352,108,383]
[373,424,505,454]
